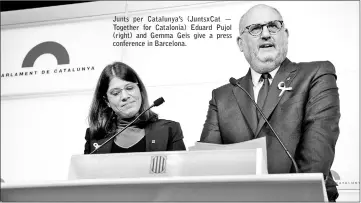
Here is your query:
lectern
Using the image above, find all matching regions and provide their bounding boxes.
[1,147,327,202]
[68,148,267,179]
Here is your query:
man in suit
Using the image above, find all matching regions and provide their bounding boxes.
[200,4,340,201]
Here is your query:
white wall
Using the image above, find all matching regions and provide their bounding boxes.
[1,1,359,189]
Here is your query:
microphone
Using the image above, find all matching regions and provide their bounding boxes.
[229,77,299,173]
[153,97,165,107]
[90,97,165,154]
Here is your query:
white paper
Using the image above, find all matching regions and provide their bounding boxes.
[189,137,268,174]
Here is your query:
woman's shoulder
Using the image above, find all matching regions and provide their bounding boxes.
[85,127,107,140]
[85,128,91,140]
[148,119,181,128]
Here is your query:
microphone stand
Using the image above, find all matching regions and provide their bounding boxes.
[230,77,299,173]
[90,98,164,154]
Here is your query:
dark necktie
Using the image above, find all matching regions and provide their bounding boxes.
[257,73,271,122]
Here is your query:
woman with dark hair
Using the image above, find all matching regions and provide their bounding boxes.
[84,62,186,154]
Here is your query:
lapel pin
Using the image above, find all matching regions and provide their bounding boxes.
[93,143,100,149]
[278,81,292,97]
[152,140,156,144]
[286,77,291,81]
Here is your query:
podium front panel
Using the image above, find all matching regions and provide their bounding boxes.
[1,174,327,202]
[68,149,262,179]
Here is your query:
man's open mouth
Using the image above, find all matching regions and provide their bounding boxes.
[259,44,275,49]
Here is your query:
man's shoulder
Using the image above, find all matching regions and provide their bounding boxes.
[213,75,249,93]
[214,82,234,92]
[292,60,336,74]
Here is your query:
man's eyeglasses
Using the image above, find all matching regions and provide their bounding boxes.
[107,83,139,98]
[241,20,284,36]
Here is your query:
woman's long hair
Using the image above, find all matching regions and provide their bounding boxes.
[88,62,158,139]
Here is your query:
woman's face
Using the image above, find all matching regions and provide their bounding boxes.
[106,77,142,119]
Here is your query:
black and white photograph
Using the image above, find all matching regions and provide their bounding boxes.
[1,1,359,202]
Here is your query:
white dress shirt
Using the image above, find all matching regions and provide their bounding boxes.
[251,67,280,102]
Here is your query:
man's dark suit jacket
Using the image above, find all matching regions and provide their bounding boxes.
[84,119,186,154]
[200,58,340,201]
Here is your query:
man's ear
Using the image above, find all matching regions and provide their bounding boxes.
[285,28,289,37]
[237,36,244,52]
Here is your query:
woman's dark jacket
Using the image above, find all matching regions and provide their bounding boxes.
[84,119,186,154]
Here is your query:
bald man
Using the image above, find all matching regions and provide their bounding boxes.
[200,4,340,201]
